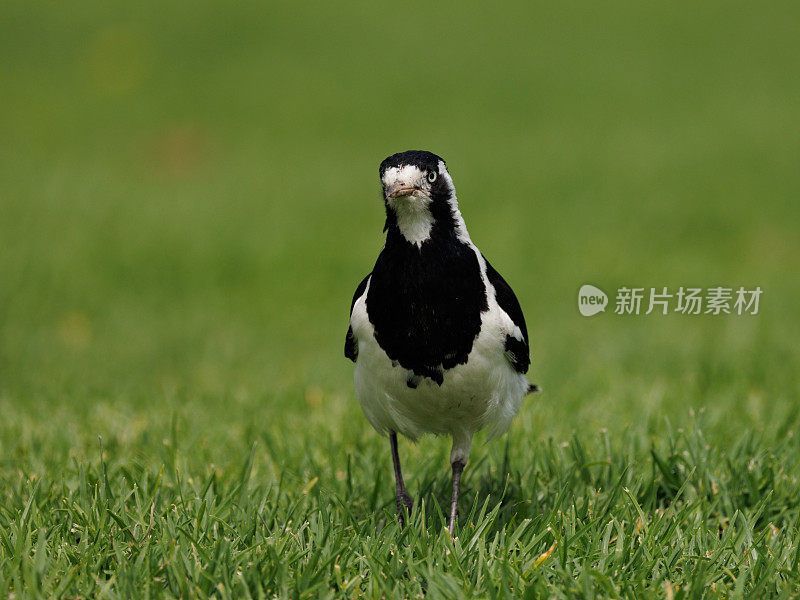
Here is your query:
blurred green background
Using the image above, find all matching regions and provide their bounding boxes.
[1,0,799,457]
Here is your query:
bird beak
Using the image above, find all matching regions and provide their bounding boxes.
[385,183,420,199]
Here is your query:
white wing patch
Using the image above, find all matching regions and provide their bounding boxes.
[472,248,522,342]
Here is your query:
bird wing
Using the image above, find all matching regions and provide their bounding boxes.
[345,273,371,362]
[483,256,530,374]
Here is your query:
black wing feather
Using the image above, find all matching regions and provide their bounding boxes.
[344,274,371,362]
[483,257,530,373]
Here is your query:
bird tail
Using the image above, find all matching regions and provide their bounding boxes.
[527,384,541,395]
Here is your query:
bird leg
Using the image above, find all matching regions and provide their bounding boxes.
[448,459,465,536]
[389,431,413,526]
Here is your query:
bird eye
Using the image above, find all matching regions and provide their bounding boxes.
[427,171,437,183]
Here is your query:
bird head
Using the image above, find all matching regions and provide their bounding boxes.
[379,150,465,246]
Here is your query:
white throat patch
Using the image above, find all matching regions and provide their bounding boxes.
[390,196,434,246]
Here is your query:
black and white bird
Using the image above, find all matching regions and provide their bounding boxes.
[345,150,537,535]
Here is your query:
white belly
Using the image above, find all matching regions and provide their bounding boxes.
[353,305,529,444]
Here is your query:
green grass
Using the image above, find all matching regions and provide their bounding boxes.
[3,410,800,598]
[2,0,800,597]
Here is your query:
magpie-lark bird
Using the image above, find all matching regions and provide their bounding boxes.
[345,150,537,535]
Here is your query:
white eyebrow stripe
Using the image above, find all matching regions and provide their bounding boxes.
[437,160,471,244]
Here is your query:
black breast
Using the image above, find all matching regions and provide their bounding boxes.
[366,231,488,384]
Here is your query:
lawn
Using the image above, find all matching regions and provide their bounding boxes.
[1,0,800,597]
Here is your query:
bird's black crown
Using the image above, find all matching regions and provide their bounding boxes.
[379,150,446,176]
